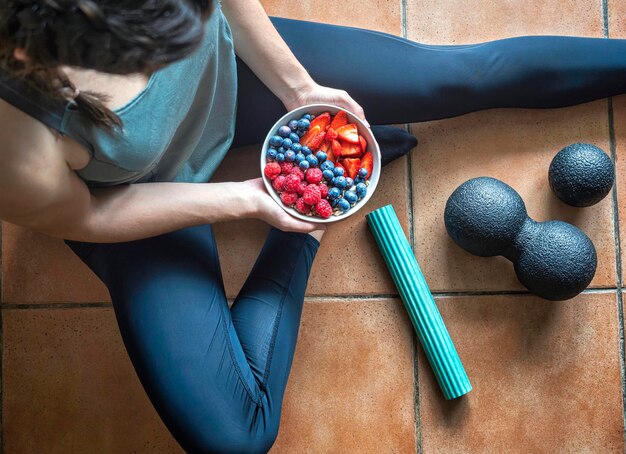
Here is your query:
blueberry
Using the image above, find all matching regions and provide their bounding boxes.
[297,118,310,130]
[266,148,277,160]
[295,152,306,163]
[288,119,299,131]
[276,153,285,162]
[278,146,287,155]
[345,191,358,205]
[289,132,300,143]
[291,143,302,153]
[297,130,306,137]
[335,176,347,189]
[299,160,310,170]
[316,151,327,162]
[345,178,354,189]
[331,198,339,208]
[354,176,364,184]
[303,114,312,121]
[328,187,342,199]
[356,182,367,199]
[333,167,345,177]
[323,169,334,180]
[358,168,369,178]
[284,150,296,162]
[282,138,293,150]
[320,160,335,172]
[306,155,319,167]
[269,135,283,147]
[337,198,351,212]
[278,125,291,138]
[301,146,312,156]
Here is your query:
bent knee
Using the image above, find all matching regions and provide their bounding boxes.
[184,420,280,454]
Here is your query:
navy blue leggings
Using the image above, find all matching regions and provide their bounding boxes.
[66,17,626,454]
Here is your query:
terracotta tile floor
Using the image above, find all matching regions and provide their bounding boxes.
[2,0,626,452]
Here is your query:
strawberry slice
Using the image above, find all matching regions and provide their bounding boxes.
[331,139,342,158]
[319,140,331,153]
[300,125,321,147]
[341,158,361,180]
[326,127,338,141]
[336,124,359,144]
[361,152,373,179]
[307,130,327,149]
[339,139,362,158]
[359,135,367,153]
[310,112,331,131]
[329,110,348,130]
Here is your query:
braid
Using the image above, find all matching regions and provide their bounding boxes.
[0,0,213,129]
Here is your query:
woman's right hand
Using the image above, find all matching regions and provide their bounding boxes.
[245,178,323,234]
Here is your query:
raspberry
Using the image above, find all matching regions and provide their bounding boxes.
[280,162,294,175]
[295,198,312,214]
[315,199,332,218]
[303,184,321,205]
[318,183,329,198]
[297,181,307,196]
[272,175,286,191]
[305,168,323,184]
[281,191,298,205]
[290,167,305,181]
[264,162,281,180]
[282,174,301,193]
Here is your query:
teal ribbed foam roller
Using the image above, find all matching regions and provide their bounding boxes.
[366,204,471,400]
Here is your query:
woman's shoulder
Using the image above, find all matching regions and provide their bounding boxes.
[0,98,90,171]
[0,98,91,229]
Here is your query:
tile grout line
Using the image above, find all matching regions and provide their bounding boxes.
[400,0,407,39]
[0,233,3,454]
[602,0,626,435]
[405,124,421,454]
[2,287,623,308]
[412,333,422,454]
[2,302,113,310]
[608,95,626,441]
[399,0,422,451]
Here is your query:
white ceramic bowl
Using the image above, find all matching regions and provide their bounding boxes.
[261,104,381,224]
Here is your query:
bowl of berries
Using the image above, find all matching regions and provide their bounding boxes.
[261,104,381,222]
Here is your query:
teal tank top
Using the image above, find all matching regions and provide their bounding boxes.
[2,3,237,186]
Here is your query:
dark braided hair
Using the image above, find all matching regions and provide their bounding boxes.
[0,0,213,129]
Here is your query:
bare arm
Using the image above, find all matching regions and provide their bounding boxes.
[0,109,317,242]
[221,0,315,108]
[221,0,368,121]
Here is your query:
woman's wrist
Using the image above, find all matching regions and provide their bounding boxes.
[274,71,317,109]
[213,180,263,222]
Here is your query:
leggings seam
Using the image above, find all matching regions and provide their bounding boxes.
[219,293,264,406]
[260,234,307,389]
[212,238,264,406]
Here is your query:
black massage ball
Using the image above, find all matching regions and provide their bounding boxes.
[444,177,527,257]
[444,177,597,300]
[549,143,615,207]
[513,220,597,301]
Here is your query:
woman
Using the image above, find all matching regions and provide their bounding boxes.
[1,0,625,452]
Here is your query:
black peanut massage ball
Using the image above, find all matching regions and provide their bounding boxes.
[444,177,597,301]
[549,143,615,207]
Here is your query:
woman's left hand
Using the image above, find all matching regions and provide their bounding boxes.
[284,83,370,128]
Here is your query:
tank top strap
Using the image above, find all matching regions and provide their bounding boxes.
[0,69,91,150]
